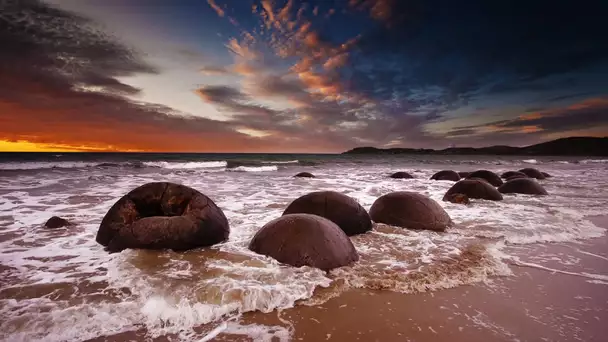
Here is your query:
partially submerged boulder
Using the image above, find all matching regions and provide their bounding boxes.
[444,193,470,205]
[97,182,229,252]
[466,170,503,186]
[45,216,71,228]
[498,178,548,195]
[294,172,315,178]
[430,170,461,182]
[541,171,552,178]
[506,174,529,181]
[370,191,452,232]
[283,191,372,236]
[518,168,546,180]
[501,171,528,179]
[443,179,503,201]
[458,171,472,178]
[248,214,359,271]
[390,171,414,179]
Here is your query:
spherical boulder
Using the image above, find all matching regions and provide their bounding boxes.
[294,172,315,178]
[283,191,372,236]
[541,171,552,178]
[390,171,414,179]
[248,214,359,271]
[498,178,548,195]
[96,182,229,253]
[45,216,71,228]
[444,193,470,205]
[443,179,503,201]
[466,170,503,186]
[370,192,452,232]
[501,171,528,179]
[431,170,461,181]
[458,171,472,178]
[518,168,546,180]
[506,174,529,181]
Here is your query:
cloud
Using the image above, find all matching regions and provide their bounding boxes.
[206,0,225,17]
[200,65,231,75]
[0,0,345,152]
[446,97,608,141]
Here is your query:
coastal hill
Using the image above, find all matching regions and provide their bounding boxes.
[342,137,608,156]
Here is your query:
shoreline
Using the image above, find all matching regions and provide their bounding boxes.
[89,215,608,342]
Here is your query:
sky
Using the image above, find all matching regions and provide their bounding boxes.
[1,0,607,152]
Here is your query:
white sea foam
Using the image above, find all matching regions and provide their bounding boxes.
[267,160,299,164]
[1,157,607,341]
[580,159,608,164]
[143,161,227,169]
[522,159,538,164]
[0,161,100,170]
[229,165,278,172]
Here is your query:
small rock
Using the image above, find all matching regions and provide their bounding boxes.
[389,171,414,179]
[45,216,71,228]
[294,172,315,178]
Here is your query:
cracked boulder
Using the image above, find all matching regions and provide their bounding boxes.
[96,182,229,252]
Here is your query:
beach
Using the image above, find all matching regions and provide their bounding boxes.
[1,154,607,341]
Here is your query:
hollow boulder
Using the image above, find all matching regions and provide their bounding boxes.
[96,182,229,253]
[370,192,452,232]
[443,179,503,201]
[498,178,548,195]
[466,170,503,186]
[390,171,414,179]
[283,191,372,236]
[518,168,546,180]
[294,172,315,178]
[248,214,359,271]
[430,170,461,182]
[501,171,528,179]
[45,216,71,228]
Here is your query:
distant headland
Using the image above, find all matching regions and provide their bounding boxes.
[342,137,608,156]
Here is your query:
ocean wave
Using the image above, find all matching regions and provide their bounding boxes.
[0,161,100,170]
[580,159,608,164]
[228,165,278,172]
[267,160,299,164]
[143,161,227,169]
[522,159,538,164]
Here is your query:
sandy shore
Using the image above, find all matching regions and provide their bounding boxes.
[90,216,608,342]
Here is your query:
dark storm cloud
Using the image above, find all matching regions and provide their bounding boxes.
[347,0,608,106]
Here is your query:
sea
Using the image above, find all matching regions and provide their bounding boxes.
[1,153,607,342]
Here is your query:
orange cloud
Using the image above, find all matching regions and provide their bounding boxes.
[207,0,225,17]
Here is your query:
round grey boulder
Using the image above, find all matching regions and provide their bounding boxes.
[443,179,503,201]
[248,214,359,271]
[466,170,503,186]
[294,172,315,178]
[283,191,372,236]
[501,171,528,179]
[431,170,461,181]
[498,178,548,195]
[518,168,546,180]
[390,171,414,179]
[370,191,452,232]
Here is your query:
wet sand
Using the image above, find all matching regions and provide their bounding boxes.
[89,215,608,342]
